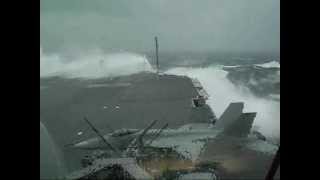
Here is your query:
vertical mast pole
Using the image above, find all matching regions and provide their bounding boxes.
[155,36,159,74]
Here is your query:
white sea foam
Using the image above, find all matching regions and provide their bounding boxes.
[255,61,280,68]
[40,48,154,79]
[166,66,280,138]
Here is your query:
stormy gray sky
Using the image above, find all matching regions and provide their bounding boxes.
[40,0,279,53]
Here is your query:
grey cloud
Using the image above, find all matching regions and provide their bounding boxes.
[40,0,279,53]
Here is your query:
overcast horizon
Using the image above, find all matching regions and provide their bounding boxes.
[41,0,279,54]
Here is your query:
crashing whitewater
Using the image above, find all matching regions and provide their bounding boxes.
[40,48,154,78]
[166,65,280,139]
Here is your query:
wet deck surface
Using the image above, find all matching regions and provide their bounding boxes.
[199,137,280,179]
[66,158,153,180]
[40,72,214,171]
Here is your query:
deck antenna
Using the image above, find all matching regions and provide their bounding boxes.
[155,36,159,75]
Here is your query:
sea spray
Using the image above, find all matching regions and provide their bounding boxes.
[166,66,280,138]
[40,48,154,78]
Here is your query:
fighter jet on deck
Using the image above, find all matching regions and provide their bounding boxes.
[66,102,278,161]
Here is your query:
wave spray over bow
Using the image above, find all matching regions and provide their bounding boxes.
[166,66,280,139]
[40,47,154,79]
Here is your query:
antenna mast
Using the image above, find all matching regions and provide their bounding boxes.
[155,36,159,74]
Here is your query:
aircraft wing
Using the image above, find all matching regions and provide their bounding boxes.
[149,128,220,161]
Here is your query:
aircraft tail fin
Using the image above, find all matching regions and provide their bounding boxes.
[221,112,256,137]
[84,117,121,156]
[145,123,168,146]
[216,102,244,128]
[216,102,256,137]
[136,120,158,148]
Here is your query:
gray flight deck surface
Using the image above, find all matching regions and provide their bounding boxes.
[40,72,214,171]
[66,158,153,180]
